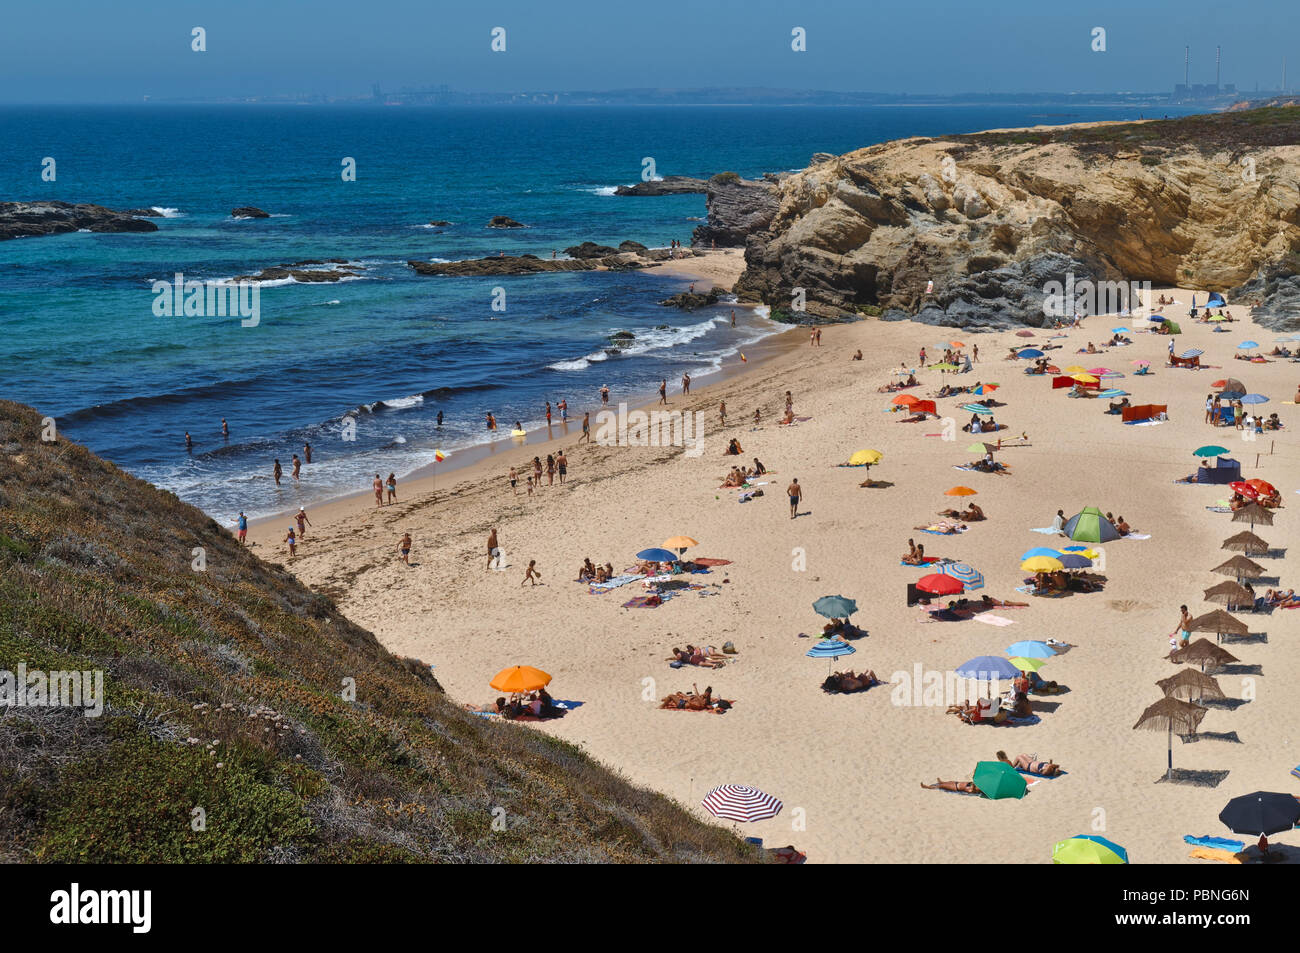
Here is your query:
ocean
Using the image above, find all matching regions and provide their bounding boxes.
[0,103,1200,521]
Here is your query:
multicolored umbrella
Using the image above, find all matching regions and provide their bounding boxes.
[701,784,783,823]
[806,640,855,670]
[1053,835,1129,864]
[1062,507,1120,543]
[936,562,985,589]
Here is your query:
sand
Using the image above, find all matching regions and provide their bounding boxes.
[249,280,1299,864]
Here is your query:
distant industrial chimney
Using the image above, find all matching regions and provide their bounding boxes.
[1185,46,1190,88]
[1216,46,1221,91]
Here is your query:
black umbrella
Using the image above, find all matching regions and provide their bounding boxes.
[1218,791,1300,836]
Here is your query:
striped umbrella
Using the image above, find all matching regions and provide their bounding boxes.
[936,561,985,589]
[806,639,855,671]
[701,784,783,823]
[1181,349,1204,358]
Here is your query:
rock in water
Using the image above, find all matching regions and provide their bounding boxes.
[231,206,270,218]
[614,176,710,196]
[487,216,526,228]
[565,241,621,259]
[0,201,159,241]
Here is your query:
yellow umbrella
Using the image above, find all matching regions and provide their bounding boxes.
[490,665,552,693]
[1021,556,1064,573]
[1071,373,1099,383]
[945,486,978,497]
[1064,365,1087,373]
[1007,656,1047,672]
[849,449,883,466]
[663,535,699,554]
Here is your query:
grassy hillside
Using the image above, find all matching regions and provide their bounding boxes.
[0,401,755,863]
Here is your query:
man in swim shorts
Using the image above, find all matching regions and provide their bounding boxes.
[237,511,248,545]
[556,450,568,484]
[787,478,802,519]
[487,527,500,570]
[397,531,412,565]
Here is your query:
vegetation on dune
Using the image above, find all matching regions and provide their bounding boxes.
[0,401,757,863]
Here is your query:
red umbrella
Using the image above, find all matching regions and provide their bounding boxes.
[1245,478,1276,496]
[917,573,964,595]
[1229,481,1259,500]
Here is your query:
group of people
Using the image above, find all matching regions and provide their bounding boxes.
[576,557,617,583]
[723,457,768,487]
[920,752,1064,793]
[466,688,563,720]
[659,684,732,712]
[962,412,1000,434]
[509,451,570,496]
[670,645,727,669]
[821,670,880,694]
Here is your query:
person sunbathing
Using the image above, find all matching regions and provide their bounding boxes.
[822,670,879,693]
[920,779,981,794]
[780,409,796,425]
[594,564,611,583]
[915,521,963,535]
[996,751,1061,776]
[722,468,747,487]
[464,697,510,715]
[725,438,743,456]
[682,685,714,711]
[977,595,1029,608]
[852,349,863,361]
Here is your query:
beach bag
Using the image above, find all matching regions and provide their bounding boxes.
[722,641,737,654]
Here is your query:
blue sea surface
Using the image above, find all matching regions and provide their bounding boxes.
[0,103,1200,520]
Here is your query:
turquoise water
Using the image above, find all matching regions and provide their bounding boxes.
[0,103,1199,520]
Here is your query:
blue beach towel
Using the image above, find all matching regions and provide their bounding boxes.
[1183,835,1244,851]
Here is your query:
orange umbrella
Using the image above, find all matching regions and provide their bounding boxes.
[490,665,552,693]
[945,486,978,496]
[663,535,699,551]
[950,340,966,348]
[1245,479,1276,496]
[892,393,919,406]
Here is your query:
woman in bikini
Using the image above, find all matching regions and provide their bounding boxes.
[996,751,1062,776]
[920,779,980,794]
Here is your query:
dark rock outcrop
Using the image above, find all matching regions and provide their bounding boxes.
[1230,260,1300,332]
[691,176,780,248]
[428,219,452,226]
[565,241,621,259]
[231,206,270,219]
[0,201,159,241]
[614,176,709,196]
[659,287,725,310]
[487,216,526,228]
[618,240,649,254]
[408,254,643,277]
[230,260,363,284]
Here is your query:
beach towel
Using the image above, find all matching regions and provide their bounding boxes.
[1184,834,1244,851]
[1125,533,1152,540]
[1291,764,1300,780]
[899,557,940,566]
[972,614,1016,627]
[1029,527,1060,534]
[622,594,667,609]
[1018,768,1067,779]
[1189,847,1242,864]
[1205,506,1232,513]
[919,526,966,536]
[693,558,732,567]
[589,573,640,591]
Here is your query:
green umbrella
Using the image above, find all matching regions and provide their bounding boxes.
[1194,445,1229,458]
[972,761,1028,800]
[812,595,858,620]
[1052,835,1129,864]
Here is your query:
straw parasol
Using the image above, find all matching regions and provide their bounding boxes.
[1202,580,1254,609]
[1156,669,1226,703]
[1211,554,1265,582]
[1231,502,1274,529]
[1221,530,1270,555]
[1133,697,1208,780]
[1187,609,1249,644]
[1170,637,1239,672]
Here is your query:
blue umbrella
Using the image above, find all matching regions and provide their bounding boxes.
[1237,341,1259,349]
[1147,313,1168,321]
[1057,553,1093,569]
[1006,640,1058,659]
[1060,545,1092,552]
[812,594,858,619]
[1021,546,1062,561]
[1219,390,1245,400]
[955,656,1021,681]
[936,562,985,589]
[807,639,855,671]
[1111,326,1129,333]
[636,548,678,563]
[1018,348,1044,358]
[1239,394,1268,404]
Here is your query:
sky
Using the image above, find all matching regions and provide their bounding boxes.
[1,0,1296,102]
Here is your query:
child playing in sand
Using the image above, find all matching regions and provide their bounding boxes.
[521,560,541,587]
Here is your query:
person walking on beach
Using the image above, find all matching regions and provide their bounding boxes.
[397,531,412,566]
[556,450,568,484]
[295,506,311,539]
[273,459,282,486]
[284,526,297,559]
[580,411,591,443]
[386,473,397,503]
[719,400,727,425]
[532,455,543,486]
[185,431,193,451]
[292,454,302,482]
[236,511,248,545]
[787,478,803,519]
[682,373,691,395]
[303,442,312,464]
[1175,605,1192,646]
[521,559,541,587]
[526,475,534,497]
[558,398,568,421]
[221,418,229,437]
[600,385,610,406]
[509,466,519,495]
[487,527,500,570]
[919,347,927,367]
[659,379,668,405]
[546,454,556,486]
[373,473,384,506]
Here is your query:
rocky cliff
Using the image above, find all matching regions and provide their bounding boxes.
[722,106,1300,327]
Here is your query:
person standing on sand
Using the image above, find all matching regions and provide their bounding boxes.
[509,466,519,494]
[556,450,568,484]
[788,478,803,519]
[292,454,302,482]
[1175,605,1192,646]
[284,527,297,559]
[526,475,534,497]
[304,442,312,464]
[919,347,927,367]
[973,344,979,363]
[273,459,282,486]
[532,455,543,486]
[545,401,552,426]
[373,474,383,506]
[295,506,311,539]
[487,527,500,570]
[1050,509,1065,534]
[237,511,248,545]
[558,398,567,421]
[659,379,668,405]
[397,531,412,566]
[521,559,541,587]
[386,473,397,503]
[719,400,727,425]
[682,373,691,395]
[546,454,556,486]
[580,411,591,443]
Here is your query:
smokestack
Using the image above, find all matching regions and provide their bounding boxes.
[1184,46,1189,88]
[1216,46,1221,91]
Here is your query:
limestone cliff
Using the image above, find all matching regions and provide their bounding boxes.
[726,106,1300,327]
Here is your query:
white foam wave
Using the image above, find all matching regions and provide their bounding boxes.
[151,206,184,218]
[381,394,425,411]
[582,185,620,196]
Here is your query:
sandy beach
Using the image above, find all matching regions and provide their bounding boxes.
[249,264,1299,864]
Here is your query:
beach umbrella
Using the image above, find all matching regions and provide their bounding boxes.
[1059,545,1098,556]
[1157,668,1225,703]
[966,442,998,453]
[892,393,920,406]
[955,655,1021,681]
[1171,637,1239,672]
[950,340,965,348]
[935,562,984,589]
[1064,365,1087,373]
[636,547,678,563]
[1017,348,1044,358]
[1187,610,1248,643]
[1217,378,1246,394]
[1203,580,1253,609]
[663,535,699,556]
[1163,320,1182,334]
[962,404,994,415]
[812,594,858,620]
[1231,502,1273,529]
[944,486,978,496]
[1007,656,1047,672]
[1056,553,1093,569]
[1229,481,1260,500]
[1021,555,1064,573]
[1133,697,1208,780]
[1006,641,1058,659]
[701,784,783,824]
[972,383,999,395]
[1237,340,1259,349]
[1131,359,1151,366]
[1087,367,1112,375]
[916,573,963,595]
[848,448,883,466]
[1111,326,1129,333]
[1211,554,1265,581]
[972,761,1028,800]
[1020,546,1062,561]
[489,665,552,693]
[1015,329,1036,337]
[1194,445,1229,458]
[1062,507,1120,543]
[1147,313,1168,321]
[1245,478,1276,496]
[1219,792,1300,837]
[1070,373,1099,383]
[1052,835,1129,864]
[1238,393,1268,404]
[1207,314,1227,322]
[1221,530,1269,555]
[1180,349,1204,359]
[1097,389,1127,399]
[806,639,855,671]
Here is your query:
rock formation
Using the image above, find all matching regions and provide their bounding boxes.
[231,206,270,218]
[0,201,159,240]
[230,260,364,283]
[690,174,781,248]
[408,254,645,277]
[487,215,526,228]
[614,176,709,196]
[565,241,621,259]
